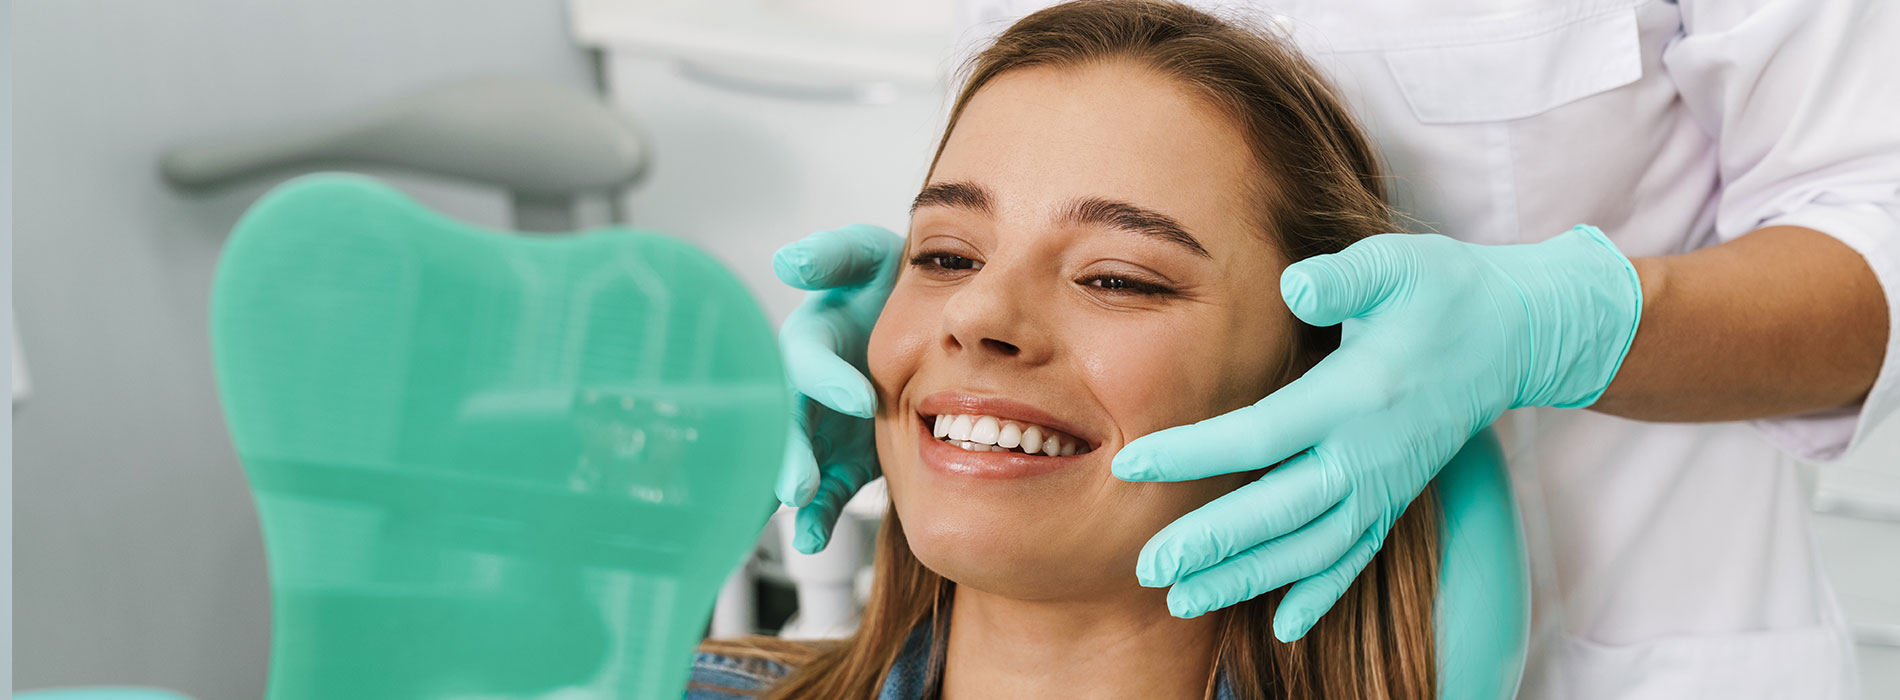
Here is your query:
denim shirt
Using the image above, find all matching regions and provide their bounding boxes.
[685,626,1238,699]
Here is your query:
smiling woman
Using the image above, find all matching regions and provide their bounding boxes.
[693,2,1436,699]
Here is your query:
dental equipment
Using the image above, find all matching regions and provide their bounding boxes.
[213,174,785,699]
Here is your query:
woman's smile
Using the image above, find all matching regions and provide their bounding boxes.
[910,390,1103,479]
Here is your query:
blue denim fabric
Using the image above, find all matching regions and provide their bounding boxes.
[873,626,937,699]
[684,649,794,699]
[686,625,1237,699]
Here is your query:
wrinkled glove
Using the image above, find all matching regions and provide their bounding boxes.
[1112,225,1642,641]
[771,224,905,554]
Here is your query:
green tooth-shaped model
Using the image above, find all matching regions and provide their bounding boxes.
[211,174,786,700]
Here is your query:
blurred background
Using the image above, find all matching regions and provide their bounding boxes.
[8,1,1897,698]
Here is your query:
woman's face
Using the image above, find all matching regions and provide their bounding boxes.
[869,61,1299,601]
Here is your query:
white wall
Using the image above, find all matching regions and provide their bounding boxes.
[12,2,590,697]
[1811,423,1900,697]
[5,0,19,692]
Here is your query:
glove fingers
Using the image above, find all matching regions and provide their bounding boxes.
[776,414,821,507]
[772,224,906,290]
[792,497,841,555]
[780,312,876,418]
[1136,452,1347,586]
[1279,234,1409,326]
[790,454,877,554]
[1270,528,1384,642]
[777,396,853,506]
[1162,502,1369,619]
[1113,363,1354,482]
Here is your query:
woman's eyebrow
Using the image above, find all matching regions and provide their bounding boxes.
[911,181,992,215]
[910,181,1211,259]
[1062,197,1211,259]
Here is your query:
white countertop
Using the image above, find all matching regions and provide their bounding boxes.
[569,0,957,86]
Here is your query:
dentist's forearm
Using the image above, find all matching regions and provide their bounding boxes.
[1591,226,1890,422]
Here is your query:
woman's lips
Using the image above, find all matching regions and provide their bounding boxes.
[915,392,1100,451]
[915,412,1087,479]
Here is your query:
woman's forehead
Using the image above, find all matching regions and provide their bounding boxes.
[926,63,1266,255]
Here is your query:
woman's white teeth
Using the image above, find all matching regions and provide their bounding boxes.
[998,422,1022,448]
[947,414,974,441]
[931,413,1087,456]
[971,416,1000,444]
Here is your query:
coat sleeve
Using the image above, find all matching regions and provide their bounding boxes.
[1663,0,1900,460]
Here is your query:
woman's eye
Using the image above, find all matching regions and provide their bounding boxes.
[1082,275,1175,296]
[909,252,984,272]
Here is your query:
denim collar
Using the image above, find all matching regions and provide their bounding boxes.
[876,624,1238,700]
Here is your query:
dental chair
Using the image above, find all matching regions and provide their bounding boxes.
[1434,429,1532,699]
[159,76,650,232]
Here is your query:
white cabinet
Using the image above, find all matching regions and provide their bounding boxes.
[574,0,957,322]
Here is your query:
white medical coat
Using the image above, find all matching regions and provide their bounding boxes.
[955,1,1900,697]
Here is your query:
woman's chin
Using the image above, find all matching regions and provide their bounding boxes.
[900,509,1134,600]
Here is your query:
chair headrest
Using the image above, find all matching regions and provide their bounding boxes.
[1435,428,1532,699]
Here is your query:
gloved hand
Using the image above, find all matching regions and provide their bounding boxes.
[1113,225,1642,642]
[771,224,905,554]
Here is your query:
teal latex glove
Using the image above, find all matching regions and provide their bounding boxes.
[1113,225,1641,641]
[772,224,905,554]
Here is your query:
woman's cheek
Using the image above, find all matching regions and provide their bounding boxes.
[866,287,934,415]
[1078,315,1238,440]
[868,288,937,502]
[1078,317,1193,396]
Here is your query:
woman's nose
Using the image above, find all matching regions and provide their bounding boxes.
[939,266,1050,363]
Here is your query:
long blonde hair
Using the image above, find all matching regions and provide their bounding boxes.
[705,2,1438,698]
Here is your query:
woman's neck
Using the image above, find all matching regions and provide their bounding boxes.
[940,583,1220,700]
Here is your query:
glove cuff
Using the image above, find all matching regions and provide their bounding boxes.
[1513,224,1644,409]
